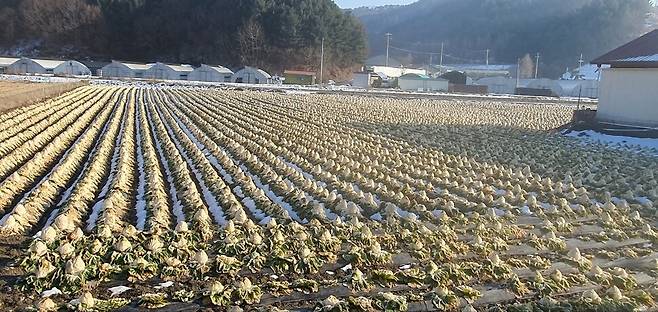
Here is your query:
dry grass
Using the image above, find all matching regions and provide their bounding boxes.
[0,81,88,113]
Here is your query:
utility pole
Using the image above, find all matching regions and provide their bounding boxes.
[534,52,540,79]
[439,42,444,68]
[578,53,584,69]
[429,53,433,70]
[319,37,324,86]
[514,58,521,89]
[486,49,490,66]
[385,33,392,67]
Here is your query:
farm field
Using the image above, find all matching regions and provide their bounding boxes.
[0,81,86,114]
[0,85,657,311]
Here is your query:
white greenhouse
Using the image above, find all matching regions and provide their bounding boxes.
[0,57,19,74]
[101,61,153,79]
[232,66,272,84]
[144,63,193,81]
[189,64,234,82]
[6,57,65,75]
[54,60,91,76]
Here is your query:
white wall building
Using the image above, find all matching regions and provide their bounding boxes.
[232,66,272,84]
[101,61,152,78]
[144,63,193,81]
[398,73,448,92]
[592,29,658,127]
[189,64,234,82]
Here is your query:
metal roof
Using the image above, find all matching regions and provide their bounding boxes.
[240,66,272,79]
[167,64,194,72]
[203,64,233,75]
[592,30,658,67]
[32,59,65,69]
[0,57,19,67]
[118,62,152,70]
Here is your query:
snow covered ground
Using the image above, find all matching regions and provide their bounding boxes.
[563,130,658,156]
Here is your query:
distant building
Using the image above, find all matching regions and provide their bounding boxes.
[232,67,272,84]
[144,63,193,80]
[352,72,375,89]
[6,57,65,75]
[283,70,316,85]
[368,66,426,79]
[189,64,233,83]
[81,60,110,76]
[434,64,516,79]
[54,60,91,76]
[475,77,530,94]
[0,57,19,74]
[592,29,658,127]
[101,61,152,78]
[398,73,448,92]
[561,64,609,81]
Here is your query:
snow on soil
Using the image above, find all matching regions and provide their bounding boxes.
[158,104,226,226]
[134,96,148,231]
[145,99,185,224]
[86,101,129,231]
[564,130,658,156]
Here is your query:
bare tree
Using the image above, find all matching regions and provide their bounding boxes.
[18,0,101,40]
[519,54,535,79]
[238,18,265,67]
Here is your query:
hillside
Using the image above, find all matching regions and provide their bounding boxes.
[0,0,367,79]
[353,0,652,78]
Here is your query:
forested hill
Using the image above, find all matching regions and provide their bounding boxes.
[0,0,367,79]
[353,0,652,78]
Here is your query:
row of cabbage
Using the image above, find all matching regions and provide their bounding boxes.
[0,86,656,311]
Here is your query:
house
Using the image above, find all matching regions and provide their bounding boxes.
[101,61,152,78]
[144,63,193,81]
[398,73,448,92]
[0,57,19,74]
[188,64,233,83]
[283,70,316,85]
[54,60,92,76]
[6,57,65,75]
[232,67,272,84]
[592,29,658,127]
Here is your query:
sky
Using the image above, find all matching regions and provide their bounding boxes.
[334,0,417,9]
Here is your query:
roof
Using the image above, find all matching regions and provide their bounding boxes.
[168,64,194,72]
[437,64,515,71]
[284,70,316,76]
[115,61,152,70]
[399,73,446,81]
[240,66,272,79]
[591,30,658,67]
[32,59,65,69]
[0,57,19,67]
[201,64,233,75]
